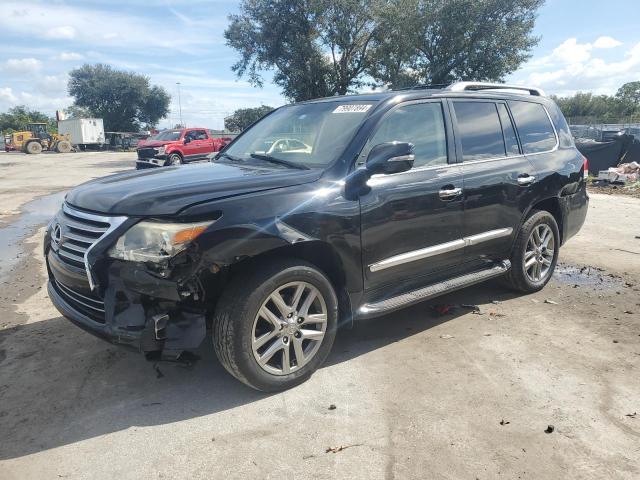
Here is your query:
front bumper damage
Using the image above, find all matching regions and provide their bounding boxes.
[136,154,168,169]
[46,245,207,361]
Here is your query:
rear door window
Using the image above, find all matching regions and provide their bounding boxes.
[452,102,506,161]
[507,101,557,153]
[497,104,520,156]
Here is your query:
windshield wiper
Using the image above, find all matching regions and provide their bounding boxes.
[249,153,310,170]
[216,152,244,162]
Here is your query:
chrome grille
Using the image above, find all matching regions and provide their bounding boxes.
[52,204,111,268]
[50,204,127,289]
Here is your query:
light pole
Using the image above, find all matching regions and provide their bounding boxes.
[176,82,183,127]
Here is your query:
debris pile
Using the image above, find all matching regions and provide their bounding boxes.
[595,161,640,184]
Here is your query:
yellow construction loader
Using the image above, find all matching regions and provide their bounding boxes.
[4,123,72,154]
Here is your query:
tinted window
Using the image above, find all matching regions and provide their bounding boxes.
[453,102,506,161]
[193,130,208,140]
[508,101,557,153]
[363,102,447,168]
[497,104,520,156]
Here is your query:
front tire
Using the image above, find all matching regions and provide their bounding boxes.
[504,210,560,293]
[213,259,338,391]
[56,140,72,153]
[167,153,183,166]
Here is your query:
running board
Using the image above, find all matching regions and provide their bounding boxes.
[358,261,511,318]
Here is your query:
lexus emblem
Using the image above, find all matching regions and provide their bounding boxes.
[51,223,62,248]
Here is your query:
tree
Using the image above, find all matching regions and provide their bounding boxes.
[408,0,543,85]
[615,81,640,115]
[224,106,275,132]
[551,82,640,123]
[225,0,543,100]
[0,106,56,134]
[67,64,170,131]
[63,105,92,119]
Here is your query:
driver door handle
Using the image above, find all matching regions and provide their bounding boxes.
[439,187,463,200]
[517,174,536,186]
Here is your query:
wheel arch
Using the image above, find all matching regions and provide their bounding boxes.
[522,196,564,244]
[202,240,354,328]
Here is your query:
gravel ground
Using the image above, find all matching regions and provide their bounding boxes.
[0,151,639,479]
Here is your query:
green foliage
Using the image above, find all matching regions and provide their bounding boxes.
[0,106,55,134]
[225,0,543,100]
[68,64,170,132]
[64,105,93,119]
[224,106,275,132]
[551,82,640,123]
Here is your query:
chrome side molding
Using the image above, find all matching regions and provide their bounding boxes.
[369,228,512,272]
[360,261,511,318]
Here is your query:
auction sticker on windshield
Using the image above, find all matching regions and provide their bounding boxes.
[333,104,372,113]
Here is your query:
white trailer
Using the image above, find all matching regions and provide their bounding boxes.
[58,118,105,148]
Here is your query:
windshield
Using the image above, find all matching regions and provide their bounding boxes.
[222,101,376,169]
[151,130,182,141]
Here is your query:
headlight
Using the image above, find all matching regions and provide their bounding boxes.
[108,220,214,263]
[157,146,166,155]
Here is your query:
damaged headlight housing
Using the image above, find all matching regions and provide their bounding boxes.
[108,220,214,263]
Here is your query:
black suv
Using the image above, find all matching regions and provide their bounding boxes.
[45,82,588,391]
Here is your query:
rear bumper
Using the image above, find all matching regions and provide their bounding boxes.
[560,184,589,244]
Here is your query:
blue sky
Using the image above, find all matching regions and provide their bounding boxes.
[1,0,639,129]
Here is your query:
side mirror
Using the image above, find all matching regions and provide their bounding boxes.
[184,137,191,144]
[366,142,415,175]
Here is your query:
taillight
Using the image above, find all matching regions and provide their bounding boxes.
[582,155,589,180]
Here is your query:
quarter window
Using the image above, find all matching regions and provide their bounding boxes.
[453,102,506,161]
[363,102,447,168]
[508,101,557,153]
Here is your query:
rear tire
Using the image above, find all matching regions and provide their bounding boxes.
[25,141,43,154]
[504,210,560,293]
[213,259,338,391]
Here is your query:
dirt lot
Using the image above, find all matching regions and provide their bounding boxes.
[1,151,639,479]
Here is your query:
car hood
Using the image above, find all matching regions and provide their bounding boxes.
[137,140,175,148]
[65,162,323,216]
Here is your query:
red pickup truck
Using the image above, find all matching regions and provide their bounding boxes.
[136,128,231,169]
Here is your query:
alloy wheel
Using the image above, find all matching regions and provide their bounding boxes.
[251,281,327,376]
[524,224,555,282]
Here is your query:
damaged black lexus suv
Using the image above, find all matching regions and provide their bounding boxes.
[45,82,588,391]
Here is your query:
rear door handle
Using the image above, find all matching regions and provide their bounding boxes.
[439,187,463,200]
[517,174,536,186]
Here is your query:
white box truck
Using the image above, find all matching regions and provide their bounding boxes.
[58,118,105,149]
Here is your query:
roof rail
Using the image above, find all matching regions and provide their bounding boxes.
[445,82,546,97]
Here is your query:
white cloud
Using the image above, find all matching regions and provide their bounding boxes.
[593,36,623,49]
[550,38,592,63]
[2,57,42,73]
[45,25,77,39]
[0,1,222,54]
[0,87,18,104]
[35,75,68,95]
[509,35,639,97]
[56,52,84,61]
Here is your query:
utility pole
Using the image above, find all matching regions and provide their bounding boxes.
[176,82,183,127]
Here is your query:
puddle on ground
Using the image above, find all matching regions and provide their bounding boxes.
[552,263,623,288]
[0,191,66,281]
